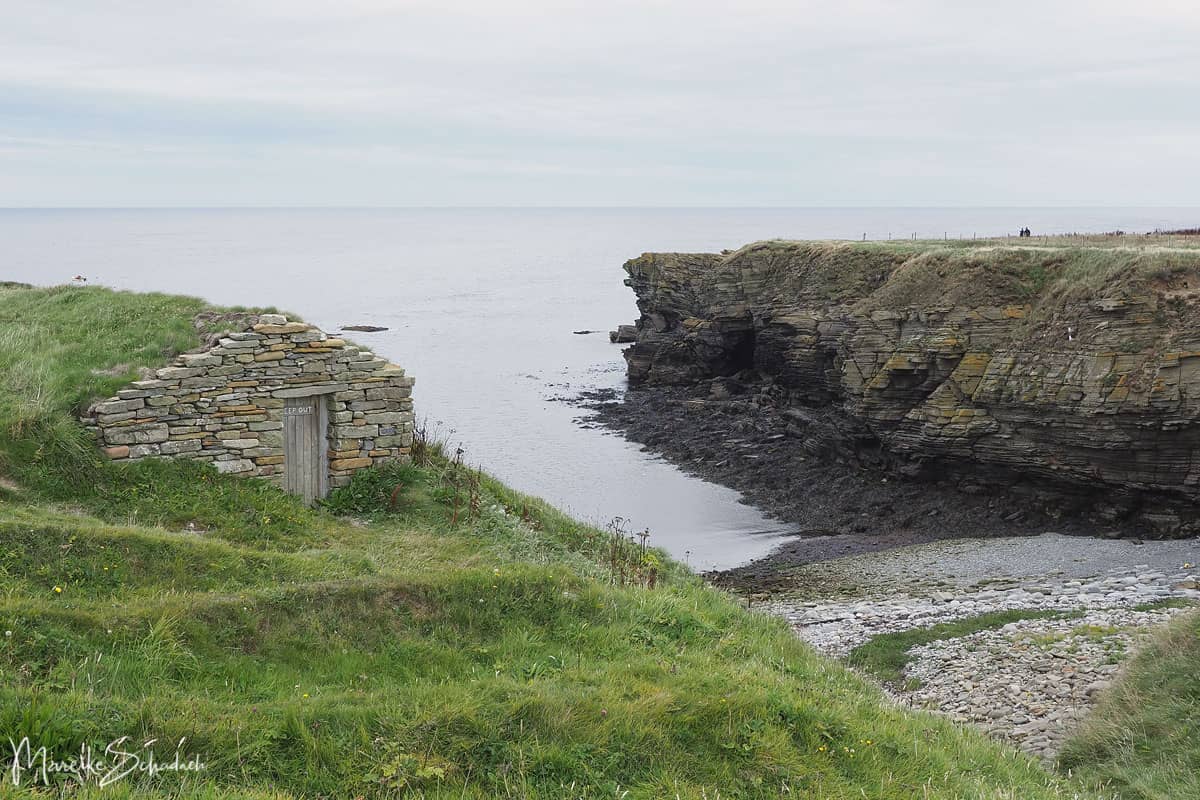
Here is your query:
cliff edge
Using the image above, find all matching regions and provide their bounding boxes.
[620,239,1200,536]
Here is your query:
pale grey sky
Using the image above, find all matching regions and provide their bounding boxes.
[2,0,1198,206]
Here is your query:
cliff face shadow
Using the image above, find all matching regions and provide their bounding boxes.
[600,239,1200,585]
[584,380,1118,590]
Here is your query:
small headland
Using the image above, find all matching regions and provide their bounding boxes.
[589,233,1200,777]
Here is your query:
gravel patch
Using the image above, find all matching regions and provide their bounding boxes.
[898,608,1179,761]
[758,534,1200,760]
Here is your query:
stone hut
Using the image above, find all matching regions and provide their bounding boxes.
[83,314,414,503]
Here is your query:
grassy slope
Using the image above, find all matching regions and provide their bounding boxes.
[1060,610,1200,800]
[0,284,1094,798]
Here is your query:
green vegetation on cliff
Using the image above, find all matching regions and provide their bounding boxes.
[0,285,304,538]
[707,236,1200,314]
[622,237,1200,536]
[0,282,1145,798]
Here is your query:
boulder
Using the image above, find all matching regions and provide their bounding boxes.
[609,324,638,343]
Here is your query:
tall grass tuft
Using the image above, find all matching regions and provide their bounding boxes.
[1060,610,1200,798]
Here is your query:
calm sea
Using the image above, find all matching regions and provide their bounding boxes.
[4,207,1198,568]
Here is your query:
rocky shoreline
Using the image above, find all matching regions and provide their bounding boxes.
[582,379,1098,588]
[576,376,1200,762]
[581,238,1200,763]
[614,241,1200,538]
[898,608,1164,760]
[759,536,1200,760]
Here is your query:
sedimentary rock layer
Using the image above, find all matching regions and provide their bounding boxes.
[620,240,1200,534]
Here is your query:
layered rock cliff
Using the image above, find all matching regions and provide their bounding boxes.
[620,240,1200,535]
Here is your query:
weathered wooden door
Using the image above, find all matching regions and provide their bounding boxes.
[283,396,327,504]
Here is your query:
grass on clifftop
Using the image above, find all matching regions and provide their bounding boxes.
[720,237,1200,328]
[0,284,314,544]
[0,283,1102,798]
[1060,610,1200,800]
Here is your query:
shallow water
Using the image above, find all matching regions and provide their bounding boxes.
[4,207,1199,569]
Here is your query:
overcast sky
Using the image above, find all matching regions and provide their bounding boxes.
[2,1,1199,207]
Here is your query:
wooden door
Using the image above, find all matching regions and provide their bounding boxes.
[283,396,327,504]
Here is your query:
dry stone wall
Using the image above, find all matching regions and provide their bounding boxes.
[83,313,414,493]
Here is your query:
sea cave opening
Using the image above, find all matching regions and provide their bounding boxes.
[727,327,757,374]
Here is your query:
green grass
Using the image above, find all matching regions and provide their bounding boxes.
[0,285,209,428]
[1060,610,1200,800]
[0,283,1111,798]
[1131,597,1197,613]
[0,284,318,546]
[0,473,1092,800]
[847,610,1081,686]
[701,238,1200,335]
